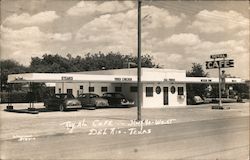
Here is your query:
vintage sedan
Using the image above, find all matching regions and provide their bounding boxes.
[77,93,109,109]
[102,92,135,107]
[44,93,82,111]
[187,96,204,105]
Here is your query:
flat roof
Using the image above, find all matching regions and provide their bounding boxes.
[7,68,245,84]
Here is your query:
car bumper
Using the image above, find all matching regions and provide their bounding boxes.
[121,102,135,106]
[66,105,82,109]
[96,102,109,107]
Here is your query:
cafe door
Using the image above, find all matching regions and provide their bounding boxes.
[163,87,168,105]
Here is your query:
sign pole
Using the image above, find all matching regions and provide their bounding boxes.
[206,53,234,109]
[218,66,222,106]
[137,0,142,121]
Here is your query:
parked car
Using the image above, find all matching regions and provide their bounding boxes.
[102,92,135,107]
[77,93,109,109]
[44,93,82,111]
[187,96,204,105]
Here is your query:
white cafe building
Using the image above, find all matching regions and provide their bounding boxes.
[8,68,245,108]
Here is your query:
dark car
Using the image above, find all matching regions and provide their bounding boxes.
[44,93,82,111]
[102,92,135,107]
[77,93,109,109]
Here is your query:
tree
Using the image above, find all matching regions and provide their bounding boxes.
[29,52,159,72]
[2,52,159,88]
[30,54,78,73]
[1,52,159,102]
[186,63,209,100]
[0,60,28,91]
[186,63,208,77]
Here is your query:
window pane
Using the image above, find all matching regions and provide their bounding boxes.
[67,89,73,95]
[89,87,94,92]
[146,87,153,97]
[115,87,122,92]
[178,87,184,95]
[130,86,137,92]
[101,87,108,92]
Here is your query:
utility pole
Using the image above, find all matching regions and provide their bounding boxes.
[0,64,2,103]
[137,0,142,121]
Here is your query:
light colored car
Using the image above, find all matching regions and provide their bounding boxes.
[77,93,109,109]
[44,93,82,111]
[193,96,204,104]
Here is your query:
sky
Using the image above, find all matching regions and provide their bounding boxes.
[1,0,249,79]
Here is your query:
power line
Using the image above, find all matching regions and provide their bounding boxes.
[142,1,249,26]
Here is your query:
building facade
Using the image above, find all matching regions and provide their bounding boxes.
[8,68,245,108]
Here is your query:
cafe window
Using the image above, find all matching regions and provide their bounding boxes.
[89,87,94,92]
[130,86,137,92]
[178,87,184,95]
[170,86,176,94]
[155,86,161,94]
[146,87,153,97]
[101,87,108,92]
[67,89,73,95]
[80,85,83,89]
[115,87,122,92]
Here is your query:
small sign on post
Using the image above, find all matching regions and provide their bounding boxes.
[210,54,227,59]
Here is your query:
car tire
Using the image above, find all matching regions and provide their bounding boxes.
[90,105,96,110]
[59,104,65,112]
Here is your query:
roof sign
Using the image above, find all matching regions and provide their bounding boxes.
[201,79,212,82]
[61,76,73,80]
[114,77,132,81]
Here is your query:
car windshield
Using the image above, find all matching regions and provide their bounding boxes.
[103,93,124,98]
[78,94,86,98]
[115,93,125,98]
[55,94,74,99]
[79,94,99,98]
[67,94,75,98]
[55,95,62,99]
[89,94,99,98]
[103,93,112,97]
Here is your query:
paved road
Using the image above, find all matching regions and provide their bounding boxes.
[1,116,249,160]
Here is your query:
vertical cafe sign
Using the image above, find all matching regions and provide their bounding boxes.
[205,54,234,107]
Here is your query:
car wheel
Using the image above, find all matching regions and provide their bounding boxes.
[90,105,96,110]
[59,104,65,112]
